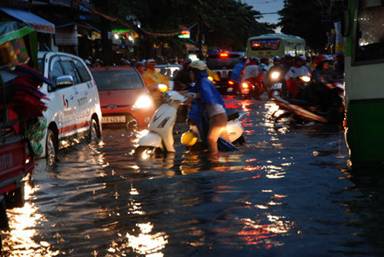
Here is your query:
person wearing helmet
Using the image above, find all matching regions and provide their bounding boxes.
[259,57,270,73]
[242,57,259,82]
[173,58,192,91]
[188,60,229,154]
[142,59,170,106]
[265,56,285,93]
[284,55,311,98]
[312,56,335,83]
[230,56,247,88]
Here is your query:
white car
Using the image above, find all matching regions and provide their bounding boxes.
[38,52,102,164]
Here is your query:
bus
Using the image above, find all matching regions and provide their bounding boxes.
[245,33,305,58]
[344,0,384,167]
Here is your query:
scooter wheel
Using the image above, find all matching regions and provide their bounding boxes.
[134,146,156,159]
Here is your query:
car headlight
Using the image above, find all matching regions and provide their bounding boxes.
[133,94,153,109]
[270,71,281,81]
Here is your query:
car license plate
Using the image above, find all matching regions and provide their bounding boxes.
[227,87,234,92]
[102,116,126,124]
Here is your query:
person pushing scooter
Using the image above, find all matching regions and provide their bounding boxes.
[188,60,230,155]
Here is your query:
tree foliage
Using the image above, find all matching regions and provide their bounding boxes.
[93,0,274,51]
[278,0,345,51]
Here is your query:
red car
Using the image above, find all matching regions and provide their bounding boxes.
[92,66,155,130]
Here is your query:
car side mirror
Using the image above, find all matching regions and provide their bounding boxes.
[55,75,74,88]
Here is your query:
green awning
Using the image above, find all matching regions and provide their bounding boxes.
[0,21,34,45]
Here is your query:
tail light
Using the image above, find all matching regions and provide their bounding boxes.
[228,80,235,86]
[219,52,229,58]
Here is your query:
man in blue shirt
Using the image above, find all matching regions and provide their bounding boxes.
[188,60,230,154]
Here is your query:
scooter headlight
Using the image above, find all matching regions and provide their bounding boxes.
[133,94,153,109]
[241,82,249,89]
[299,75,311,83]
[270,71,281,81]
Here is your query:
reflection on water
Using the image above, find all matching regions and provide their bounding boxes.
[238,215,293,248]
[3,97,383,256]
[125,222,168,257]
[2,182,58,257]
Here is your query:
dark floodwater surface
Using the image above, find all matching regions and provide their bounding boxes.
[2,97,384,257]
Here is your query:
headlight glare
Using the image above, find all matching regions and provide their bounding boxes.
[300,75,311,83]
[270,71,281,81]
[133,94,153,109]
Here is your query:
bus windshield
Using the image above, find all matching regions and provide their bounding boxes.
[250,39,280,51]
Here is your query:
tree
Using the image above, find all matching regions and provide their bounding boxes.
[279,0,333,51]
[93,0,274,56]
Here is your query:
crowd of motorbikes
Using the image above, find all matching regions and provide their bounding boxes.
[133,54,345,158]
[226,54,345,124]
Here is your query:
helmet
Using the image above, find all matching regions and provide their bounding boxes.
[181,131,198,146]
[273,56,281,62]
[189,60,207,71]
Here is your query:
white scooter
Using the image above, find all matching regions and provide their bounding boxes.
[135,90,245,159]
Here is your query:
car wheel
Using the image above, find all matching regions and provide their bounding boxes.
[5,184,25,208]
[46,128,58,166]
[88,118,101,143]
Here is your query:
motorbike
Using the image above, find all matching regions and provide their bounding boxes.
[286,74,311,99]
[135,89,245,159]
[268,69,285,98]
[134,88,184,159]
[182,103,246,151]
[239,75,265,99]
[240,80,264,99]
[226,79,239,95]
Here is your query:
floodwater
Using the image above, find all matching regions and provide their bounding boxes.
[2,97,384,257]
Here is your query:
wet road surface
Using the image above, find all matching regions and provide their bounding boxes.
[2,97,384,257]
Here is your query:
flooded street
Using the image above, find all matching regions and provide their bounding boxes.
[2,97,384,257]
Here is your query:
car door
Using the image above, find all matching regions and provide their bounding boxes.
[72,57,95,134]
[48,56,78,139]
[58,56,84,137]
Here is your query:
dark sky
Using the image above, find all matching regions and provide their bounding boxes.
[243,0,284,24]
